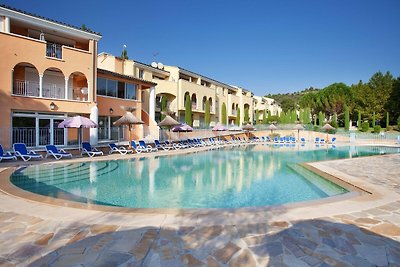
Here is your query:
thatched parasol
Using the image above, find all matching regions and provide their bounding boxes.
[293,124,305,140]
[321,123,335,142]
[113,107,144,149]
[268,124,277,134]
[242,124,255,139]
[158,114,180,142]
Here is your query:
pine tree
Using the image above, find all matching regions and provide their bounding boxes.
[185,94,192,126]
[160,96,167,121]
[344,106,350,131]
[267,110,271,124]
[221,102,227,124]
[204,99,210,126]
[255,110,259,125]
[236,108,241,126]
[357,111,361,129]
[319,111,324,127]
[244,107,249,123]
[372,111,376,127]
[262,110,267,124]
[386,112,390,129]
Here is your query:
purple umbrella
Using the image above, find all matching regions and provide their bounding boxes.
[212,123,228,141]
[172,123,193,139]
[212,124,228,131]
[58,115,98,151]
[172,123,193,132]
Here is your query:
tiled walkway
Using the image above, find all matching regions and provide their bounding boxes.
[0,153,400,266]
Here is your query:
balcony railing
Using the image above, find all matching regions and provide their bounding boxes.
[13,80,40,97]
[192,103,197,110]
[46,42,62,59]
[42,83,65,99]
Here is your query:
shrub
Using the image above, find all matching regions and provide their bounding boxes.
[398,116,400,130]
[314,126,320,132]
[360,121,369,132]
[373,125,381,133]
[331,114,338,128]
[387,126,393,131]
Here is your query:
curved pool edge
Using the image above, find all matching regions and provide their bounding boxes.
[1,153,400,227]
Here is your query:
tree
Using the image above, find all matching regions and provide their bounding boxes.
[121,47,129,60]
[372,111,376,127]
[280,97,296,112]
[244,107,249,123]
[160,96,167,120]
[221,102,227,124]
[254,109,260,125]
[185,94,192,126]
[204,99,210,126]
[263,110,267,124]
[318,111,324,127]
[357,111,361,129]
[344,106,350,131]
[236,108,241,126]
[331,114,338,128]
[386,112,390,129]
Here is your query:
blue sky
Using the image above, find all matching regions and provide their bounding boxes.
[3,0,400,95]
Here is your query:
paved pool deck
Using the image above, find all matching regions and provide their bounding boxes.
[0,144,400,266]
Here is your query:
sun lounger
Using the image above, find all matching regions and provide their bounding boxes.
[314,137,320,143]
[81,142,103,157]
[0,144,17,162]
[45,145,72,160]
[154,140,171,151]
[13,143,43,162]
[131,141,144,153]
[139,140,157,152]
[319,138,326,144]
[300,137,306,143]
[330,137,336,144]
[108,143,133,155]
[290,137,296,143]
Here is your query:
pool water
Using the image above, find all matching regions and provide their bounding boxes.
[10,145,399,209]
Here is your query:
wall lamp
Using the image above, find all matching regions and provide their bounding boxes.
[49,102,56,111]
[109,108,114,114]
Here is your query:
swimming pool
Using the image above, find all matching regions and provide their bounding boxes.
[10,145,399,209]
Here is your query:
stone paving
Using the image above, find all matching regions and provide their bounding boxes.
[0,152,400,266]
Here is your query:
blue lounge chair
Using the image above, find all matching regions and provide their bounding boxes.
[0,144,17,162]
[330,137,337,144]
[290,137,296,143]
[139,140,157,152]
[300,137,306,143]
[81,142,103,157]
[285,136,291,143]
[131,141,143,153]
[13,143,43,162]
[108,143,133,155]
[154,140,171,151]
[273,137,279,143]
[314,137,320,143]
[45,145,72,160]
[320,138,326,144]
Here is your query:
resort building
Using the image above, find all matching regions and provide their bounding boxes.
[98,53,281,128]
[0,6,156,147]
[253,96,282,123]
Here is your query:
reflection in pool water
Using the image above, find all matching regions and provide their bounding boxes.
[10,145,399,209]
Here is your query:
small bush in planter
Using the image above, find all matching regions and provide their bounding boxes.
[373,125,381,133]
[314,126,319,132]
[360,121,369,132]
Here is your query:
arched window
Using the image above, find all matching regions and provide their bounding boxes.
[191,94,197,110]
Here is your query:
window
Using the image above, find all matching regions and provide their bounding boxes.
[125,83,136,100]
[97,77,137,100]
[118,81,125,98]
[97,78,107,96]
[106,80,117,97]
[138,69,144,79]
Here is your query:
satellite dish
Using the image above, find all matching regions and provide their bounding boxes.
[81,87,88,95]
[151,62,157,68]
[157,62,164,69]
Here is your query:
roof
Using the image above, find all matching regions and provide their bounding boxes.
[0,5,102,36]
[178,66,237,90]
[97,68,157,86]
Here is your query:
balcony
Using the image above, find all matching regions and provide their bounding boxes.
[46,42,63,59]
[42,83,65,99]
[13,80,39,97]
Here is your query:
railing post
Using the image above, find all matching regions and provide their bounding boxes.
[64,77,69,100]
[39,74,43,97]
